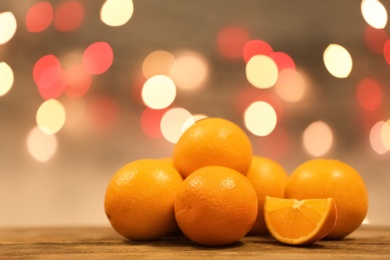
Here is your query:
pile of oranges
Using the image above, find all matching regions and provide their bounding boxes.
[104,117,369,246]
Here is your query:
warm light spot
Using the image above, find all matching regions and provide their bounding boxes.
[356,78,382,111]
[258,126,289,159]
[142,75,176,109]
[381,119,390,151]
[0,12,17,44]
[27,126,58,162]
[275,69,306,102]
[87,95,119,131]
[141,108,167,138]
[54,0,84,32]
[142,50,175,78]
[361,0,387,29]
[171,51,208,91]
[64,64,92,97]
[217,26,250,59]
[100,0,134,27]
[160,107,193,143]
[244,101,277,136]
[82,42,113,74]
[323,44,353,78]
[0,62,14,96]
[370,121,388,154]
[270,52,296,71]
[364,25,387,54]
[33,54,66,100]
[36,99,66,135]
[383,39,390,65]
[243,40,273,63]
[303,121,333,157]
[26,2,53,33]
[246,55,278,89]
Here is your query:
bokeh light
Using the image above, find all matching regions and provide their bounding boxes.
[171,51,208,91]
[0,62,14,96]
[244,101,277,136]
[141,108,167,138]
[25,2,53,33]
[270,51,296,71]
[364,25,387,54]
[370,121,388,154]
[54,0,84,32]
[217,26,250,59]
[36,99,66,135]
[64,64,92,97]
[361,0,387,29]
[356,78,382,111]
[33,54,66,100]
[243,40,273,63]
[82,42,113,74]
[383,39,390,65]
[142,50,175,79]
[303,121,333,157]
[142,75,176,109]
[100,0,134,27]
[246,55,279,89]
[160,107,193,143]
[381,119,390,151]
[0,12,17,45]
[323,44,353,78]
[275,69,306,102]
[27,126,58,162]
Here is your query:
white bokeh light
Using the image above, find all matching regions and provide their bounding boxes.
[244,101,277,136]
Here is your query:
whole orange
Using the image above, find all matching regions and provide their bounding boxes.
[104,159,183,240]
[172,117,253,178]
[285,159,368,239]
[174,166,258,246]
[246,156,289,235]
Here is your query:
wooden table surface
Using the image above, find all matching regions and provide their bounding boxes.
[1,226,389,259]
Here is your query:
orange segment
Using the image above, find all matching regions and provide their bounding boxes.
[264,196,338,245]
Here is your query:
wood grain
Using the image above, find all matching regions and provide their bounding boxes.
[1,226,389,259]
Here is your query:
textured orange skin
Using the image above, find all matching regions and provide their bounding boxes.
[246,156,289,235]
[172,118,253,178]
[285,159,368,239]
[174,166,258,246]
[104,159,183,240]
[264,197,338,245]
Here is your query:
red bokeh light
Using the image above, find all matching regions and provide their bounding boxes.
[25,2,53,33]
[87,95,119,131]
[269,51,295,71]
[64,64,92,97]
[141,108,168,138]
[356,78,382,111]
[83,42,114,74]
[33,54,66,99]
[54,0,84,32]
[364,25,387,54]
[243,40,273,63]
[258,126,289,159]
[217,26,250,59]
[383,39,390,65]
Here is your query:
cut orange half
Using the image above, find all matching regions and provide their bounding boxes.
[264,196,338,245]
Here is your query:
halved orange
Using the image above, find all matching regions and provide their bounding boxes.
[264,196,338,245]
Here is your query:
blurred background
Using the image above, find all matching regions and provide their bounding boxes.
[1,0,390,227]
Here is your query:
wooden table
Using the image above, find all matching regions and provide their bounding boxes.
[1,226,389,259]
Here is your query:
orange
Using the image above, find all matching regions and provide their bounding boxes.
[172,117,253,178]
[285,159,368,239]
[104,159,183,240]
[174,166,258,246]
[245,156,289,235]
[264,196,338,245]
